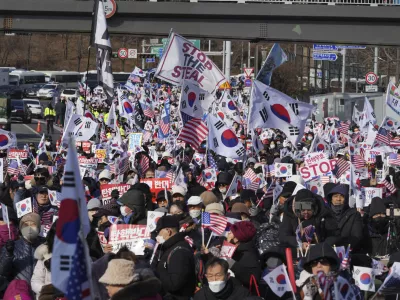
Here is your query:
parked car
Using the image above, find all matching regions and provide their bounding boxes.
[0,85,23,99]
[11,99,32,123]
[23,99,43,118]
[37,83,64,100]
[60,88,80,101]
[24,84,43,98]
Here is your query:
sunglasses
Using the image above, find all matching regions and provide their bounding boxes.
[310,258,330,267]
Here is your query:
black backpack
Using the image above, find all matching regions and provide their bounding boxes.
[255,222,280,255]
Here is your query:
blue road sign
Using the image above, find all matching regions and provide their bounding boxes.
[146,58,156,63]
[337,45,366,49]
[313,44,338,51]
[313,52,338,61]
[245,78,252,87]
[158,48,164,58]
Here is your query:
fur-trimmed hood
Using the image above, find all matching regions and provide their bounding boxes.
[111,277,162,300]
[34,244,51,261]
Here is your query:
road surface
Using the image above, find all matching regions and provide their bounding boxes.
[12,119,63,149]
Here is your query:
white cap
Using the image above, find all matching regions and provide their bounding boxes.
[171,185,187,196]
[162,151,172,158]
[99,169,111,181]
[187,196,203,206]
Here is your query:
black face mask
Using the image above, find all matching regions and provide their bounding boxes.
[371,217,389,233]
[98,221,111,232]
[331,204,345,215]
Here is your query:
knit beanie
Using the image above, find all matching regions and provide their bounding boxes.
[231,221,256,243]
[19,213,41,231]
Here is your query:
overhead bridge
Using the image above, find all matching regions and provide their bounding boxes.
[1,0,400,46]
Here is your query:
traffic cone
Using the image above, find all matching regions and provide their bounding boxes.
[36,121,41,133]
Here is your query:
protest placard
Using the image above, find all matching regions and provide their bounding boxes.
[7,149,28,160]
[100,184,131,204]
[75,141,92,154]
[304,152,327,167]
[108,224,150,255]
[364,149,385,164]
[299,159,336,182]
[128,133,143,152]
[95,149,107,163]
[97,230,108,252]
[364,187,383,207]
[78,156,98,168]
[141,178,171,202]
[220,240,238,258]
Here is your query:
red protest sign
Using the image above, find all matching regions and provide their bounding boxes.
[75,141,92,154]
[140,178,171,203]
[78,156,98,167]
[220,240,237,258]
[100,184,131,204]
[299,159,336,182]
[8,149,28,160]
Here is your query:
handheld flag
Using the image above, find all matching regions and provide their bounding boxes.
[257,43,288,86]
[263,264,293,297]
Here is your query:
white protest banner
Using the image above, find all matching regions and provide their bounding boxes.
[304,152,327,167]
[147,211,165,232]
[97,230,108,252]
[155,32,227,94]
[364,149,385,164]
[220,240,238,259]
[128,133,143,152]
[100,184,131,204]
[364,187,383,207]
[108,224,150,255]
[299,159,336,182]
[7,149,28,160]
[78,157,98,168]
[274,163,293,177]
[386,82,400,116]
[16,197,32,218]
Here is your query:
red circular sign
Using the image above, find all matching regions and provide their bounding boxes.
[365,72,378,85]
[118,48,128,59]
[103,0,117,19]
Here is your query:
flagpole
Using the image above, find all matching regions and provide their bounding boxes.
[83,45,91,112]
[283,263,297,299]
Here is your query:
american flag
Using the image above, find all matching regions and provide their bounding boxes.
[207,152,218,171]
[142,131,153,143]
[166,169,175,183]
[389,153,400,166]
[196,174,205,186]
[201,212,227,236]
[184,236,194,248]
[66,238,91,300]
[141,102,155,119]
[351,132,362,144]
[376,127,391,145]
[336,120,350,135]
[177,118,208,150]
[351,155,365,169]
[266,165,275,177]
[333,158,350,179]
[359,147,366,160]
[382,179,397,195]
[118,156,130,175]
[320,175,331,185]
[159,100,170,136]
[340,246,351,270]
[390,137,400,148]
[244,168,258,182]
[317,271,333,300]
[7,160,19,176]
[303,225,315,243]
[139,155,150,175]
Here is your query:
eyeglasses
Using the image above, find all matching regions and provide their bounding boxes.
[310,258,330,267]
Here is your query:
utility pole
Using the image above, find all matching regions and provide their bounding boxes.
[248,42,251,68]
[142,39,145,69]
[225,41,231,80]
[341,49,346,94]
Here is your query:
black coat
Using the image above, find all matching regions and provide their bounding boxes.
[231,240,261,291]
[279,196,338,249]
[111,275,162,300]
[152,232,196,300]
[194,278,250,300]
[363,225,389,257]
[335,208,364,250]
[54,101,66,114]
[0,237,45,289]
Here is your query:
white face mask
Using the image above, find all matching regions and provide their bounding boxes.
[189,209,201,219]
[156,235,165,244]
[208,280,227,293]
[45,141,51,146]
[270,144,275,149]
[219,187,227,194]
[120,206,129,217]
[307,136,313,140]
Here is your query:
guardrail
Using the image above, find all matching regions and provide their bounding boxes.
[113,0,400,5]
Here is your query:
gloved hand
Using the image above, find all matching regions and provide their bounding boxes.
[5,240,14,254]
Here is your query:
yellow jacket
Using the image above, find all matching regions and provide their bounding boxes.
[44,107,56,117]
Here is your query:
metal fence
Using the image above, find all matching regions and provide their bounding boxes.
[114,0,399,5]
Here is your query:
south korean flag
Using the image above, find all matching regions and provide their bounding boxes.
[207,114,246,159]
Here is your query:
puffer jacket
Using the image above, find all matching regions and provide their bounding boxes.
[0,237,45,290]
[31,244,52,298]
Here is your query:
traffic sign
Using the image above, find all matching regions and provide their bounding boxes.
[245,78,252,87]
[312,53,338,61]
[146,58,156,63]
[117,48,128,59]
[338,45,366,49]
[128,49,137,59]
[102,0,117,19]
[365,85,378,93]
[365,72,378,85]
[244,68,254,78]
[313,44,338,51]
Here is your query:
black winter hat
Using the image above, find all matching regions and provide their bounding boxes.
[132,183,151,195]
[294,189,315,202]
[280,181,297,198]
[155,215,179,233]
[118,189,145,211]
[217,172,233,186]
[369,197,386,217]
[240,189,256,203]
[303,243,340,273]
